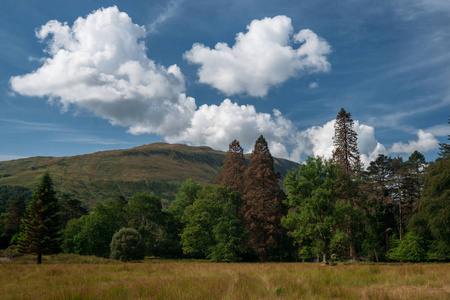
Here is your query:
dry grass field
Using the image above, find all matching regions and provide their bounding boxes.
[0,254,449,299]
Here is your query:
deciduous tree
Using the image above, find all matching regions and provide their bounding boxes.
[283,157,351,263]
[180,185,242,261]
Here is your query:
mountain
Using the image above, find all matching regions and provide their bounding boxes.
[0,143,299,208]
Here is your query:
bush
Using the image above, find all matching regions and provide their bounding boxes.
[388,232,426,262]
[110,228,146,261]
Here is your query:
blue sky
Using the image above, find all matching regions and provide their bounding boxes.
[1,0,449,165]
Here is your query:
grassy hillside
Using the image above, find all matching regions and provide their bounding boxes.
[0,143,299,208]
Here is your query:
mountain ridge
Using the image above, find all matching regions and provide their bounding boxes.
[0,143,299,207]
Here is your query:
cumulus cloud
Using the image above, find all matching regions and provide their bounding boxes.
[165,99,395,167]
[165,99,297,158]
[388,130,439,154]
[9,7,440,167]
[184,16,331,97]
[10,6,196,136]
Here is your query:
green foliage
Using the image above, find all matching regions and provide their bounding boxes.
[167,179,201,221]
[283,157,352,263]
[0,185,31,214]
[110,227,146,261]
[408,156,450,260]
[181,185,243,261]
[62,199,126,258]
[126,193,165,256]
[2,196,26,241]
[59,194,88,228]
[388,232,426,261]
[17,172,61,263]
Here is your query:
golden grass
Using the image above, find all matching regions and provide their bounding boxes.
[0,255,449,299]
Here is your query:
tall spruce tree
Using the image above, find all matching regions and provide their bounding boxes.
[216,140,246,194]
[241,135,284,262]
[333,108,360,175]
[17,172,61,264]
[332,108,361,260]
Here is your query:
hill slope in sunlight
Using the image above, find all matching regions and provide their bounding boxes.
[0,143,299,208]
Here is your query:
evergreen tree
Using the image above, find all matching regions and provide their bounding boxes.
[362,154,397,260]
[332,108,360,175]
[17,172,61,264]
[332,108,361,260]
[3,196,26,238]
[216,139,246,194]
[241,135,284,262]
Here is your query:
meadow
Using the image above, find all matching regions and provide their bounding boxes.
[0,254,449,299]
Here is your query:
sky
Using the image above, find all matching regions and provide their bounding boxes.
[1,0,449,166]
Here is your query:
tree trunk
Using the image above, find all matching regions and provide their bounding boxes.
[398,182,403,241]
[322,253,327,264]
[349,229,356,261]
[37,253,42,264]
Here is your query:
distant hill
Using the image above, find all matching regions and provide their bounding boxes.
[0,143,299,208]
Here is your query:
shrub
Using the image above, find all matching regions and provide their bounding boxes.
[388,232,426,262]
[110,228,146,261]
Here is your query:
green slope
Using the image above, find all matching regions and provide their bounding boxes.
[0,143,299,208]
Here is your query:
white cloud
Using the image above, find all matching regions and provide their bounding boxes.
[10,6,196,136]
[165,99,393,167]
[388,130,440,154]
[184,16,331,97]
[148,0,184,33]
[309,81,319,89]
[425,124,450,137]
[165,99,297,158]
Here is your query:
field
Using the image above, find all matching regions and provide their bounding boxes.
[0,255,449,299]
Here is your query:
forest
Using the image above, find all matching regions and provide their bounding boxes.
[0,109,449,264]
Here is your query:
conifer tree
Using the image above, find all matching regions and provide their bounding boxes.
[3,196,27,244]
[333,108,360,175]
[216,140,246,194]
[241,135,284,262]
[332,108,361,260]
[17,172,61,264]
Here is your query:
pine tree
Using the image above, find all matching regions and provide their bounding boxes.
[333,108,360,175]
[332,108,361,260]
[216,140,246,194]
[241,135,284,262]
[17,172,61,264]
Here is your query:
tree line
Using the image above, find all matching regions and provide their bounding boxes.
[0,110,448,263]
